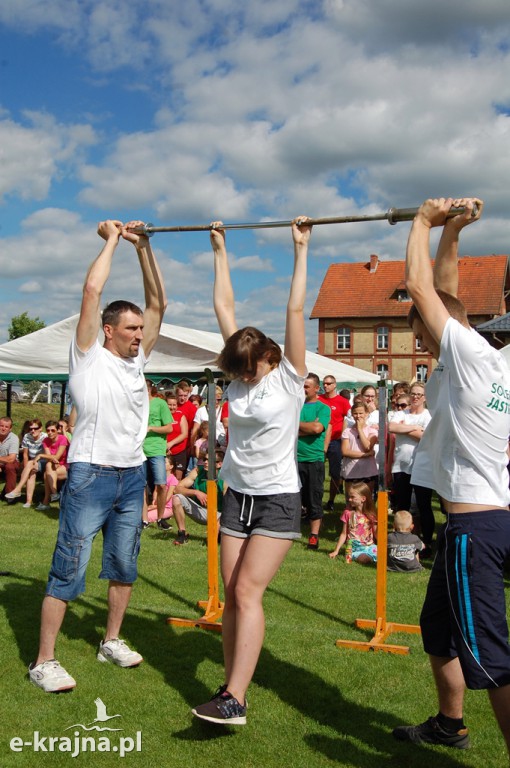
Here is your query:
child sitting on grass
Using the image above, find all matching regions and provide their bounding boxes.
[387,509,424,572]
[329,481,377,564]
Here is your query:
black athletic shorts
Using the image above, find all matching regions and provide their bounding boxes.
[420,509,510,689]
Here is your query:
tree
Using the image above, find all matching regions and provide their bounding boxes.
[7,312,46,341]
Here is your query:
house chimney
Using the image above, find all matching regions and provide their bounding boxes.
[369,254,379,273]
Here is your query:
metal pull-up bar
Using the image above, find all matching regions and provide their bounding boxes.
[128,205,477,237]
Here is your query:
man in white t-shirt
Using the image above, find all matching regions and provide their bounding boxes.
[392,198,510,758]
[29,219,167,694]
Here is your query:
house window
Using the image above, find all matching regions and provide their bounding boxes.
[376,326,389,350]
[416,364,428,382]
[336,327,351,351]
[415,336,422,351]
[376,364,389,379]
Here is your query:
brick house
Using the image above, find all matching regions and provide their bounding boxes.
[310,254,510,383]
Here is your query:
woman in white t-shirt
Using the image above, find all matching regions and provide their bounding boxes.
[191,216,312,726]
[388,381,433,555]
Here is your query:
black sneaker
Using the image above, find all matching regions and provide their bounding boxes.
[421,546,433,559]
[192,690,246,725]
[173,530,190,546]
[157,518,171,530]
[324,500,334,512]
[393,716,470,749]
[307,534,319,550]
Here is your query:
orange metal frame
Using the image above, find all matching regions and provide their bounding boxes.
[167,370,224,633]
[335,490,421,654]
[167,478,224,632]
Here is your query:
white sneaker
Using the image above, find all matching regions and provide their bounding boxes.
[5,490,21,499]
[36,503,51,511]
[22,503,32,509]
[29,660,76,692]
[50,493,60,503]
[97,639,143,667]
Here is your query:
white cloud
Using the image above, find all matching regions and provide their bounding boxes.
[0,112,96,203]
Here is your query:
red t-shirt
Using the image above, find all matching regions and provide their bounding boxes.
[43,434,69,467]
[318,394,351,440]
[178,399,198,432]
[167,407,188,455]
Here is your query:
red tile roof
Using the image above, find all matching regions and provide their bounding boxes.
[310,254,509,319]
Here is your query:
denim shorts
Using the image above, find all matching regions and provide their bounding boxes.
[46,462,146,601]
[145,455,167,490]
[220,488,301,540]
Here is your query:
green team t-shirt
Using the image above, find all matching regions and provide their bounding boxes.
[297,400,330,463]
[143,397,173,457]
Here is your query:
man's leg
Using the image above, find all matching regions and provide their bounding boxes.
[4,460,19,494]
[155,483,167,520]
[308,461,325,547]
[430,655,466,718]
[105,581,133,641]
[488,685,510,757]
[327,440,342,507]
[172,496,187,534]
[35,595,69,664]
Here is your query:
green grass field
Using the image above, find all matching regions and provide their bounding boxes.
[1,404,509,767]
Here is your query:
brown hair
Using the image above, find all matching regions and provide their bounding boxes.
[407,289,469,329]
[102,300,143,328]
[217,326,282,380]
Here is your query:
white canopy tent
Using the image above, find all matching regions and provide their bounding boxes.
[0,314,379,387]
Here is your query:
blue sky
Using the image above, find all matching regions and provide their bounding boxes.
[0,0,509,348]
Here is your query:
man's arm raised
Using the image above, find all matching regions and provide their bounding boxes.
[123,221,168,357]
[405,199,455,348]
[433,197,483,297]
[76,220,123,352]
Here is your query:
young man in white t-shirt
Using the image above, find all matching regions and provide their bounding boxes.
[392,198,510,757]
[29,219,167,693]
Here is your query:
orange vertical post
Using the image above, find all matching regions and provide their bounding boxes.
[167,369,223,632]
[336,378,420,654]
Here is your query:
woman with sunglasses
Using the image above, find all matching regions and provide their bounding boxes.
[5,420,47,508]
[35,421,70,511]
[388,382,434,557]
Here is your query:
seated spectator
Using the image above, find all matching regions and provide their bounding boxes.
[0,416,20,500]
[387,509,424,572]
[329,481,377,564]
[171,448,225,546]
[35,421,69,511]
[5,419,47,507]
[144,455,178,526]
[57,418,73,442]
